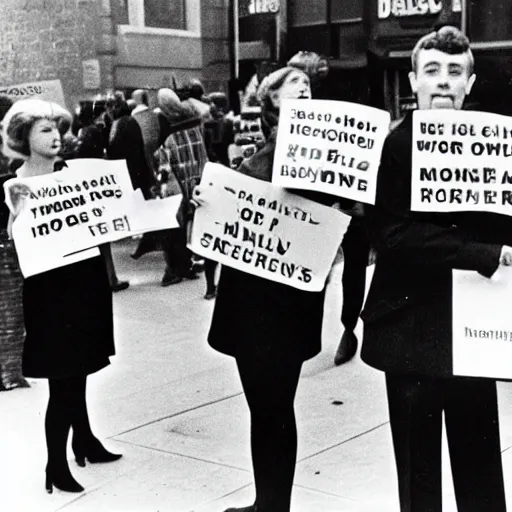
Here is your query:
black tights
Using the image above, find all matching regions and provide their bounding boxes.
[236,356,303,512]
[204,259,218,294]
[46,376,94,468]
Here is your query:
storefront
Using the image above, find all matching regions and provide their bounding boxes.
[367,0,512,118]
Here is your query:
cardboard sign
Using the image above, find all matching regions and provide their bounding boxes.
[453,267,512,379]
[0,79,66,108]
[273,99,390,204]
[411,109,512,215]
[189,162,350,292]
[4,159,181,277]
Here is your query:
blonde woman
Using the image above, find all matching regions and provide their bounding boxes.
[4,99,121,494]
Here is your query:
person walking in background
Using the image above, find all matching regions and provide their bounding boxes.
[104,92,153,292]
[193,66,341,512]
[75,100,107,159]
[361,26,508,511]
[129,88,162,261]
[155,88,207,287]
[3,99,122,495]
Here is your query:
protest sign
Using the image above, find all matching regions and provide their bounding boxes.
[411,109,512,215]
[189,162,350,292]
[272,99,390,204]
[4,160,182,276]
[452,267,512,379]
[0,79,66,107]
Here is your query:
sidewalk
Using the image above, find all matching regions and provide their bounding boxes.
[2,240,512,512]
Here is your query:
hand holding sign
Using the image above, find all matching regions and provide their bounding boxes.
[5,181,33,218]
[500,246,512,266]
[190,162,350,291]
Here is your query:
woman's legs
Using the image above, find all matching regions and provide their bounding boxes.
[235,355,303,512]
[204,259,218,299]
[69,375,122,466]
[46,378,83,492]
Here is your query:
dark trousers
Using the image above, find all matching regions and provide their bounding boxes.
[236,355,303,512]
[161,228,192,277]
[386,374,506,512]
[341,218,370,331]
[46,376,94,468]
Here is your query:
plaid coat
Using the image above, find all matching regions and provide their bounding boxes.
[157,116,208,200]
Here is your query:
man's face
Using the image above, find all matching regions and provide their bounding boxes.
[409,49,476,110]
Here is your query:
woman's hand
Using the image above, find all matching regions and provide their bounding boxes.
[190,185,210,209]
[6,182,32,218]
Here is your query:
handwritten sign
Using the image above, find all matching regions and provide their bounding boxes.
[189,162,349,291]
[272,99,390,204]
[0,79,66,108]
[453,267,512,379]
[411,110,512,215]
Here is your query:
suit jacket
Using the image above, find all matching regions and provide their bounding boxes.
[361,113,502,377]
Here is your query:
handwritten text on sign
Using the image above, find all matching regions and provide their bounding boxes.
[5,160,182,276]
[5,160,133,276]
[189,163,348,291]
[453,267,512,380]
[411,110,512,215]
[272,99,390,204]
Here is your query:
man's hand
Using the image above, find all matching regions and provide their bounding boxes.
[500,245,512,266]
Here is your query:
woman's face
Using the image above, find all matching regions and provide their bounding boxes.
[271,70,311,108]
[28,119,61,158]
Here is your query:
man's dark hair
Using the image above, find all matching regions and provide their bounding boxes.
[411,25,474,75]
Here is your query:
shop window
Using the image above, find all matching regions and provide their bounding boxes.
[144,0,186,30]
[289,0,326,27]
[122,0,200,35]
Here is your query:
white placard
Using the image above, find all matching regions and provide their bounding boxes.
[411,109,512,215]
[453,267,512,379]
[4,160,182,277]
[272,99,390,204]
[0,79,66,108]
[189,162,350,292]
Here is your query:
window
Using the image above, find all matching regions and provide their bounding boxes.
[123,0,200,36]
[144,0,186,30]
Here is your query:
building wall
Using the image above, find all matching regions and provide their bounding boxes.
[0,0,101,110]
[111,0,231,95]
[0,0,232,113]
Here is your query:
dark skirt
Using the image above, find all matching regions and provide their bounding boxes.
[22,255,115,379]
[208,266,325,363]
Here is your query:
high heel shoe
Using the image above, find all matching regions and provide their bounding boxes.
[45,465,84,494]
[73,436,122,467]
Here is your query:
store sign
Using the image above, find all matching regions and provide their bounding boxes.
[240,0,279,16]
[378,0,461,19]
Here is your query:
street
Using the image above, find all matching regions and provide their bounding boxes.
[2,238,512,512]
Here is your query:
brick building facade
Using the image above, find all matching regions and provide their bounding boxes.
[0,0,231,111]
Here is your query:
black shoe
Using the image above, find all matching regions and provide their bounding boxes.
[161,273,183,287]
[224,506,257,512]
[204,287,217,300]
[111,280,129,292]
[45,465,84,494]
[334,330,358,366]
[72,437,122,467]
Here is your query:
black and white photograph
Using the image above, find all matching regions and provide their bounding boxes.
[1,1,512,511]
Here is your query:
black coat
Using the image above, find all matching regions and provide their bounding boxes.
[361,113,503,378]
[107,115,154,198]
[208,136,335,362]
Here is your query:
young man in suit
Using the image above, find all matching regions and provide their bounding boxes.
[361,25,511,511]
